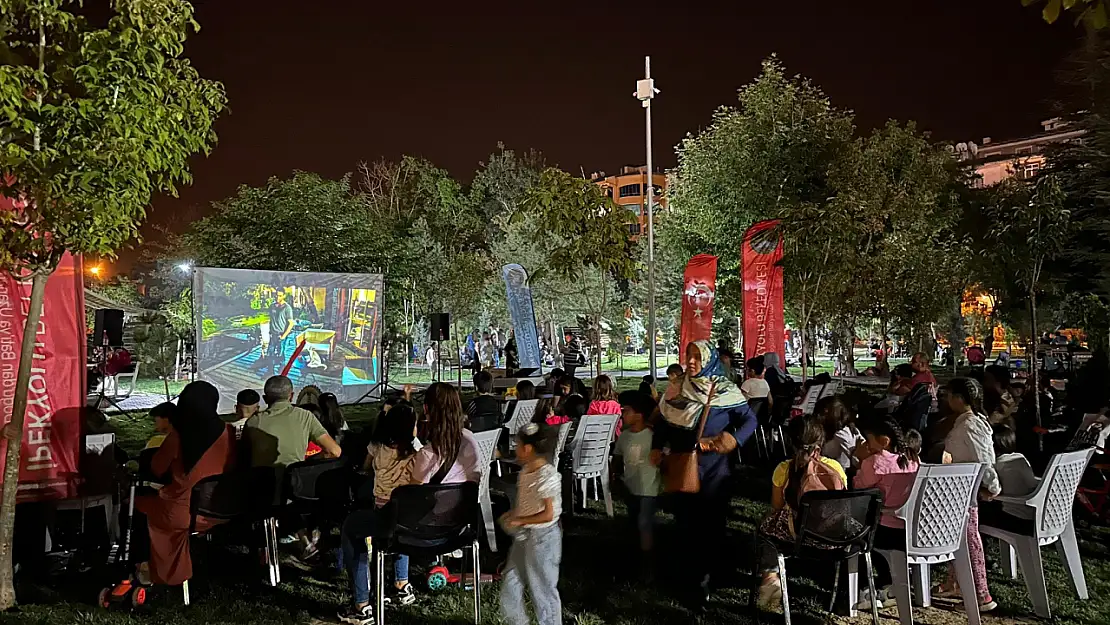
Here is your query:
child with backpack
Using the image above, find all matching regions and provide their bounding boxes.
[756,416,847,608]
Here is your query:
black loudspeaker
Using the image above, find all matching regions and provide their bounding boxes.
[94,309,124,346]
[430,313,451,341]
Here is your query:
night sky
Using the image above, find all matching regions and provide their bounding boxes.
[129,0,1080,271]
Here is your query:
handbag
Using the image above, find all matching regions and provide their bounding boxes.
[662,382,716,494]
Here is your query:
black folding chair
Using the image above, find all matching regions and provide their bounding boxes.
[753,489,884,625]
[372,482,482,625]
[188,467,279,604]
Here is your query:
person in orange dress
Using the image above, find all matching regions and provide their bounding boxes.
[134,381,237,587]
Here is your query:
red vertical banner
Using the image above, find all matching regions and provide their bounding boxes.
[0,253,84,502]
[680,254,718,355]
[741,220,785,363]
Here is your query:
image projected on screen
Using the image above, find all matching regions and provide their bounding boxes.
[194,267,384,412]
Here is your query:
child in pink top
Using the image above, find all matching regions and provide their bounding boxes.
[588,375,622,435]
[852,413,922,609]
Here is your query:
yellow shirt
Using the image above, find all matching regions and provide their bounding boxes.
[145,434,167,450]
[772,456,847,489]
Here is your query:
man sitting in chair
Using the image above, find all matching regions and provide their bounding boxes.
[244,375,341,470]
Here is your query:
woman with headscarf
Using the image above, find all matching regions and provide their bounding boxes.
[652,340,758,612]
[133,381,237,587]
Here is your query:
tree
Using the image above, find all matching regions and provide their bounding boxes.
[0,0,224,606]
[183,172,383,274]
[1024,0,1108,29]
[524,168,638,375]
[669,56,856,321]
[986,175,1071,432]
[132,312,183,399]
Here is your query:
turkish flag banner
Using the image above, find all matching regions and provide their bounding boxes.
[679,254,718,356]
[741,220,785,363]
[0,253,84,502]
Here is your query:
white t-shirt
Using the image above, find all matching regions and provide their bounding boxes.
[515,462,562,533]
[822,426,863,471]
[741,377,771,399]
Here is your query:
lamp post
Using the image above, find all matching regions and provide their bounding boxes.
[635,56,659,378]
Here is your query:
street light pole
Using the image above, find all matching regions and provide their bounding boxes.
[635,56,659,378]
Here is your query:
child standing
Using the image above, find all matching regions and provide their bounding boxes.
[853,413,922,609]
[501,423,563,625]
[941,377,999,612]
[365,404,419,605]
[615,391,661,558]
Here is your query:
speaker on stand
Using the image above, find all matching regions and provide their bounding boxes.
[430,313,450,383]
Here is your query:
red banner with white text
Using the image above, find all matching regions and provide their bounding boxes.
[680,254,718,356]
[741,220,784,364]
[0,253,84,502]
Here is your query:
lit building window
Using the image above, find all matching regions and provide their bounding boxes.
[619,183,641,198]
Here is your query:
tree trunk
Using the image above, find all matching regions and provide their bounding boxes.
[799,294,808,384]
[1031,290,1043,452]
[0,271,49,609]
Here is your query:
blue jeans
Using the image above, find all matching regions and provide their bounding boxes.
[500,524,562,625]
[340,508,410,606]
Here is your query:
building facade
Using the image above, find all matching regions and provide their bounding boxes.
[954,118,1084,187]
[591,165,667,237]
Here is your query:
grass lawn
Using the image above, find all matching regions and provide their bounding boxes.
[8,397,1109,625]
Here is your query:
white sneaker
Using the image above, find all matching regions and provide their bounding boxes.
[855,586,896,610]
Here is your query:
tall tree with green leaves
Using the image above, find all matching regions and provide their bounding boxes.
[525,168,638,374]
[669,56,856,327]
[0,0,224,606]
[986,175,1071,430]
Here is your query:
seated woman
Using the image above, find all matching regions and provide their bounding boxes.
[133,381,237,587]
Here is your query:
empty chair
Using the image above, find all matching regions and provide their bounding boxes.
[570,415,619,517]
[753,489,885,625]
[505,399,539,451]
[372,482,482,625]
[471,428,501,552]
[283,457,352,528]
[980,448,1095,618]
[188,466,279,604]
[874,463,987,625]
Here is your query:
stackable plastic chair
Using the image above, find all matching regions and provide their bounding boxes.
[981,448,1095,618]
[373,483,482,625]
[505,399,539,452]
[874,463,987,625]
[471,429,502,552]
[570,414,620,517]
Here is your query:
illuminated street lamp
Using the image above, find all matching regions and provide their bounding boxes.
[88,265,102,277]
[176,262,193,274]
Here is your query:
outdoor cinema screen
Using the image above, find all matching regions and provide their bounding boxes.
[194,267,384,412]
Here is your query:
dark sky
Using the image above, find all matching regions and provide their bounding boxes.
[129,0,1080,271]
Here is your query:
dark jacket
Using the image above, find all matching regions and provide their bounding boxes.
[652,403,758,495]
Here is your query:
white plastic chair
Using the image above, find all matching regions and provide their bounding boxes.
[874,463,987,625]
[981,448,1095,618]
[471,429,502,552]
[505,399,539,452]
[112,363,140,400]
[553,421,572,462]
[570,415,619,518]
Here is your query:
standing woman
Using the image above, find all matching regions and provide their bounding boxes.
[133,381,237,587]
[653,340,758,611]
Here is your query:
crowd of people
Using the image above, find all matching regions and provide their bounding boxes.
[12,337,1105,625]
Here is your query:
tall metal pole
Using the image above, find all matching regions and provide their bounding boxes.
[636,56,658,378]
